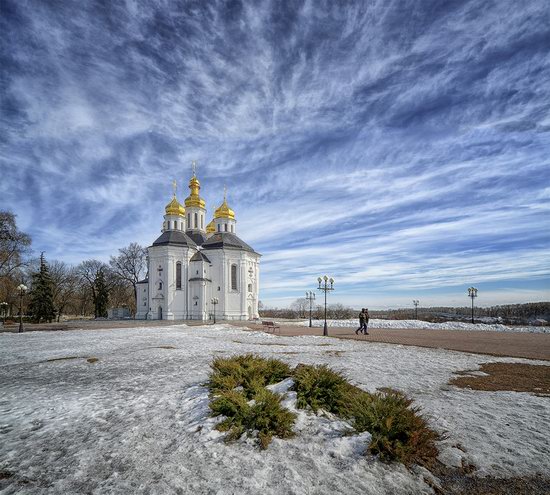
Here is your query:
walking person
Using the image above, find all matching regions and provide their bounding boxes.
[355,308,365,335]
[362,308,370,335]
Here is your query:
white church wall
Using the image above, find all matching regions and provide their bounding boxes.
[135,282,149,319]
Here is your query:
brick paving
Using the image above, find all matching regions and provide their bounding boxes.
[237,323,550,361]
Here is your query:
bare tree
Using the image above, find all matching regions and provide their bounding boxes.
[290,298,309,318]
[49,260,80,322]
[109,243,147,314]
[76,260,111,318]
[0,211,31,277]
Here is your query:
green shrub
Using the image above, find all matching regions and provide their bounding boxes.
[207,356,441,465]
[351,388,441,467]
[209,388,295,449]
[208,355,295,448]
[250,389,296,449]
[292,364,353,415]
[208,354,291,398]
[293,365,441,467]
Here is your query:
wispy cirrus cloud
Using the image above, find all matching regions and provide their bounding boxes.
[1,0,549,307]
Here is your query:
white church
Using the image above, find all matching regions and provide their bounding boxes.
[135,167,260,321]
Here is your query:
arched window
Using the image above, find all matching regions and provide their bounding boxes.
[187,213,190,227]
[176,262,182,289]
[194,212,198,228]
[159,281,163,290]
[231,264,238,291]
[248,283,252,292]
[217,224,221,232]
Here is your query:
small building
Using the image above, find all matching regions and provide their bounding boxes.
[107,307,131,319]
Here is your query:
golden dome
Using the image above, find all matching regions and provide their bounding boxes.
[165,195,185,217]
[206,219,216,234]
[184,175,206,209]
[214,198,235,220]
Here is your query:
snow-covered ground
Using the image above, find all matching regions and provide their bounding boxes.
[1,324,549,494]
[290,318,549,333]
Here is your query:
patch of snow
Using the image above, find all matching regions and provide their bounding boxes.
[0,324,548,494]
[290,319,548,333]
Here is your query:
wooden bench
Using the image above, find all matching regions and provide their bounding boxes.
[261,320,280,333]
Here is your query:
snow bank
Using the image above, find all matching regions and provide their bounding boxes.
[290,318,548,333]
[0,324,548,494]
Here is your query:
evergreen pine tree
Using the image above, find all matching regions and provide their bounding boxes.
[94,269,109,318]
[29,252,56,323]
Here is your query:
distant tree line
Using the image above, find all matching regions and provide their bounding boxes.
[260,298,356,320]
[260,299,550,324]
[0,210,147,323]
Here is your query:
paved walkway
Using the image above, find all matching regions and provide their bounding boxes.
[237,323,550,361]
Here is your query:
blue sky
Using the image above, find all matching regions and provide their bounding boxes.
[1,0,550,309]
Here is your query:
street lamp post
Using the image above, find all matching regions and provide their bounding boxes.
[317,276,334,337]
[17,284,27,333]
[305,291,316,328]
[413,300,419,320]
[468,287,478,324]
[211,297,219,324]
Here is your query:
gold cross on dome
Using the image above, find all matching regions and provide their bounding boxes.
[223,185,227,200]
[172,179,177,196]
[191,160,197,176]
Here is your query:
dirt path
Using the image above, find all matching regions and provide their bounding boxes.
[236,323,550,361]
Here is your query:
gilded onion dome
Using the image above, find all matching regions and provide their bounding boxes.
[206,219,216,234]
[165,195,185,216]
[214,197,235,220]
[165,180,185,217]
[184,175,206,209]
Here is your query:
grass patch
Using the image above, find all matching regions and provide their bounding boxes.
[449,362,550,396]
[46,356,81,362]
[207,355,295,448]
[292,364,442,467]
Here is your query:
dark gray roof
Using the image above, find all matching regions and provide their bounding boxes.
[201,233,258,254]
[152,230,197,248]
[186,230,208,246]
[190,251,211,263]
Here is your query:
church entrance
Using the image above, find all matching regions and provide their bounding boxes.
[158,306,163,320]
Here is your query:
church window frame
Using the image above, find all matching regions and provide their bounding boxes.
[176,262,182,289]
[224,224,228,232]
[194,212,198,229]
[230,264,238,291]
